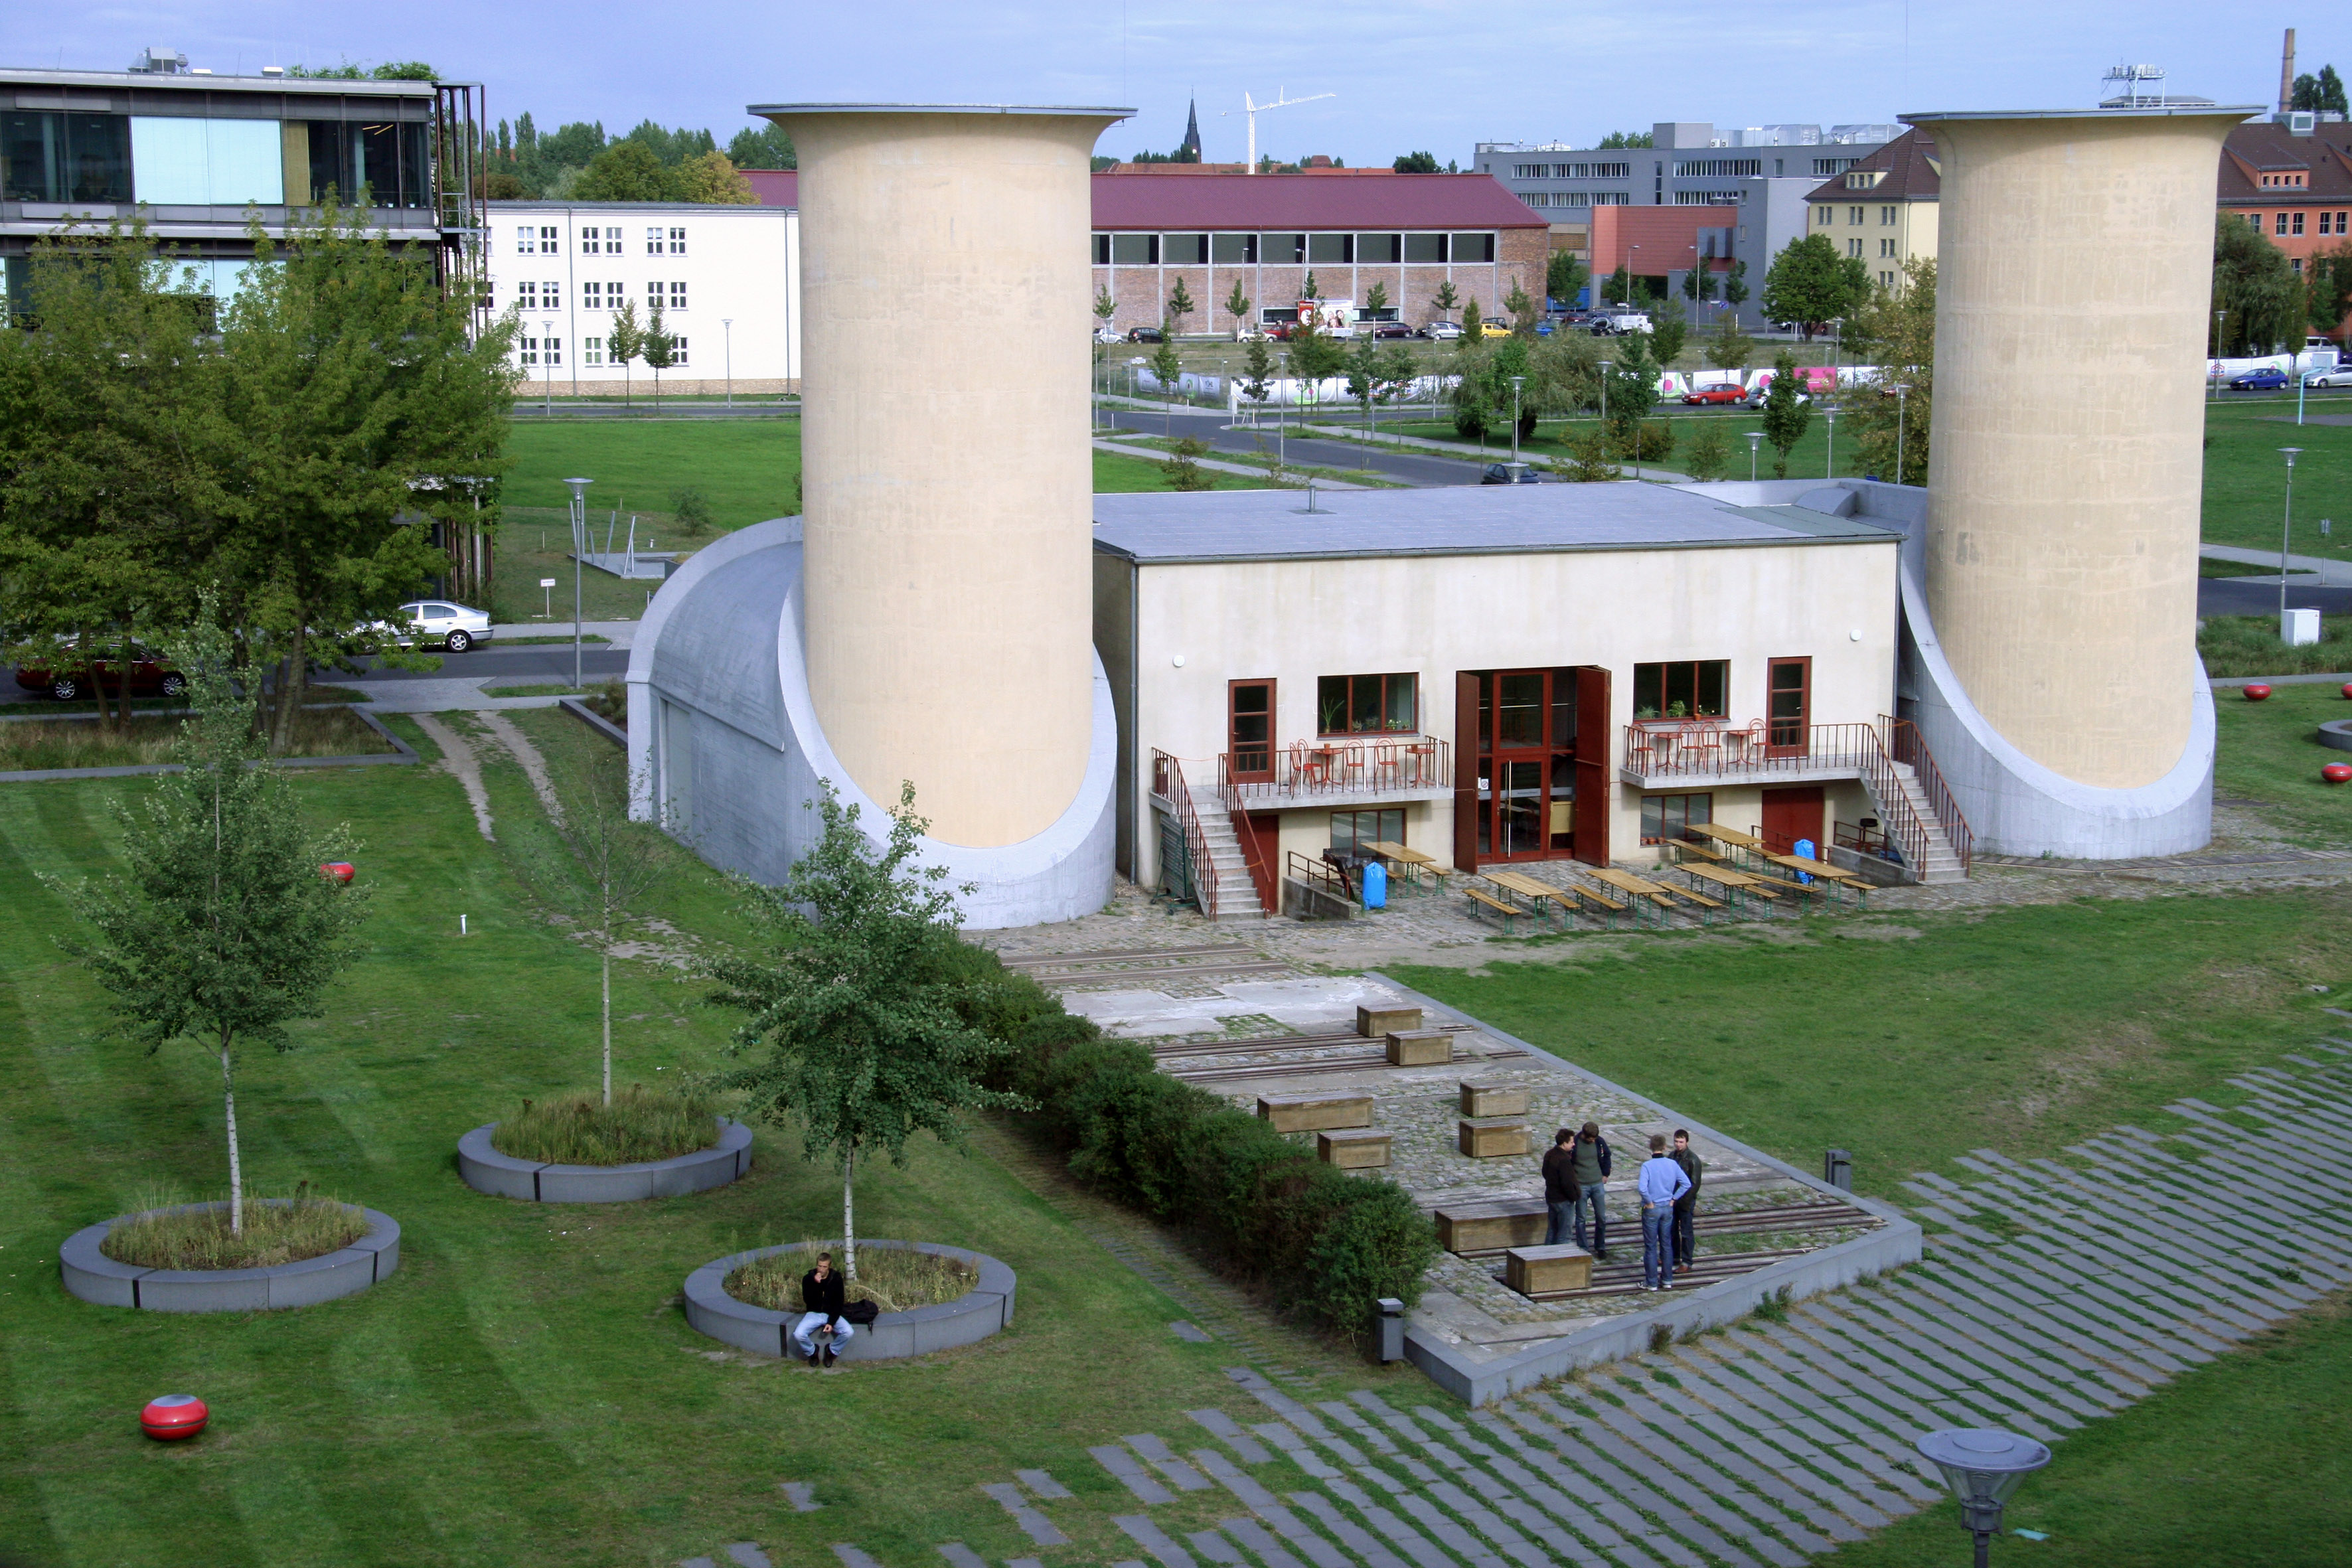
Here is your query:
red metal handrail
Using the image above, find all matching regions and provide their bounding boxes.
[1218,753,1280,915]
[1151,749,1220,920]
[1882,715,1972,876]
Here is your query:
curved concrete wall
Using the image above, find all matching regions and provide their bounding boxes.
[1912,108,2246,793]
[761,104,1125,848]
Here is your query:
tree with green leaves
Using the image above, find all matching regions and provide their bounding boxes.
[1546,249,1588,311]
[1504,280,1539,335]
[641,298,677,409]
[210,200,514,746]
[606,298,644,408]
[1759,349,1812,477]
[1722,258,1751,311]
[50,615,370,1235]
[1840,256,1936,485]
[1761,234,1869,341]
[1462,297,1484,347]
[703,782,1024,1278]
[1433,279,1460,324]
[1166,276,1196,338]
[1223,279,1251,339]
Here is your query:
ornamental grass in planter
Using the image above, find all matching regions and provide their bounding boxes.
[724,1245,976,1315]
[488,1083,724,1166]
[100,1186,368,1271]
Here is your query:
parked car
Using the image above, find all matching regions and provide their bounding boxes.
[1682,384,1747,406]
[2303,366,2352,388]
[14,642,185,702]
[1417,320,1462,341]
[372,601,493,653]
[1481,461,1543,485]
[1125,325,1165,344]
[2229,366,2290,390]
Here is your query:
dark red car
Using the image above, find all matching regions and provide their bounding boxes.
[15,644,187,702]
[1681,384,1747,406]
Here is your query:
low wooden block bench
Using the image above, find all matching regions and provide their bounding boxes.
[1458,1117,1532,1158]
[1317,1129,1392,1169]
[1459,1081,1529,1119]
[1433,1199,1547,1254]
[1505,1243,1595,1296]
[1258,1092,1373,1134]
[1463,887,1522,932]
[1385,1030,1452,1066]
[1357,1004,1423,1038]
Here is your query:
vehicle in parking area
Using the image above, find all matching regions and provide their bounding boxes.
[1682,384,1747,406]
[14,643,186,702]
[1481,461,1543,485]
[370,601,493,653]
[2303,366,2352,388]
[1418,320,1462,341]
[2229,366,2290,390]
[1125,325,1165,344]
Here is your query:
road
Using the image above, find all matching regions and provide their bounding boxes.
[1103,406,1492,488]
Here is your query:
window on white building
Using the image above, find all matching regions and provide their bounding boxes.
[584,337,604,366]
[668,226,686,254]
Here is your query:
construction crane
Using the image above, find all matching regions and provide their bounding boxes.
[1221,88,1335,173]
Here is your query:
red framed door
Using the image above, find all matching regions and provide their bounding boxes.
[1765,657,1811,758]
[1228,678,1275,783]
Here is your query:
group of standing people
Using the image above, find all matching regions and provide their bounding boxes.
[1541,1123,1703,1290]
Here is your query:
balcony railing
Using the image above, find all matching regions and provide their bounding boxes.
[1219,734,1452,804]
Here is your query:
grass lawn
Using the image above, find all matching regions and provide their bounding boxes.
[2213,678,2352,846]
[2202,396,2352,557]
[0,710,1377,1567]
[1389,888,2352,1203]
[1817,1291,2352,1567]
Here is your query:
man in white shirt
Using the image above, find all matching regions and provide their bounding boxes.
[1636,1133,1694,1290]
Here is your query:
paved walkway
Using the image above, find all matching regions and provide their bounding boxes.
[671,1043,2352,1567]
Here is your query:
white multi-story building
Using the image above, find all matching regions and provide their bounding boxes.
[483,200,800,397]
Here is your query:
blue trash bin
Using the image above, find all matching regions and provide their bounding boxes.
[1362,860,1387,909]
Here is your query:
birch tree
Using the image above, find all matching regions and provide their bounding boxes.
[702,782,1023,1277]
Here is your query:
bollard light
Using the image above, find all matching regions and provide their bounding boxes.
[1916,1428,2049,1568]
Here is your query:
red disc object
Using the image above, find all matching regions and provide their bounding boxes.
[140,1394,208,1441]
[319,862,355,884]
[2325,765,2352,785]
[2244,684,2273,701]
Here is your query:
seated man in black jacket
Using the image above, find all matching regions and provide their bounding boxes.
[795,1251,853,1366]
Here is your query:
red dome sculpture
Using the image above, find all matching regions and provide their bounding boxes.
[140,1394,208,1441]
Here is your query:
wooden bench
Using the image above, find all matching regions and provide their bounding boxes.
[1257,1092,1373,1134]
[1385,1029,1452,1066]
[1459,1081,1529,1119]
[1317,1129,1392,1169]
[1433,1199,1548,1254]
[1458,1117,1532,1158]
[1505,1243,1595,1296]
[1464,887,1524,932]
[1357,1004,1423,1038]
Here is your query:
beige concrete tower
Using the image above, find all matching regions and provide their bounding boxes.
[1907,108,2246,791]
[753,104,1125,847]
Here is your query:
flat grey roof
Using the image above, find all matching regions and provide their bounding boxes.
[1091,483,1898,566]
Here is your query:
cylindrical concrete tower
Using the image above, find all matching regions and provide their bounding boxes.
[750,104,1125,848]
[1908,108,2246,791]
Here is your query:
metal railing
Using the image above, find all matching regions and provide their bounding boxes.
[1219,735,1451,803]
[1217,755,1281,915]
[1883,714,1973,876]
[1151,749,1222,921]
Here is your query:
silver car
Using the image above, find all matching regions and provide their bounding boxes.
[387,600,493,652]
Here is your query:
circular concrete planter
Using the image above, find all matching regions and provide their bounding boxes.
[457,1118,752,1203]
[2319,719,2352,753]
[60,1200,400,1313]
[683,1240,1016,1362]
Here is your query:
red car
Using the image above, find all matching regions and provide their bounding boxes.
[1681,384,1747,406]
[15,644,187,702]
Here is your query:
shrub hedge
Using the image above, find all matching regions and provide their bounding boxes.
[945,943,1439,1346]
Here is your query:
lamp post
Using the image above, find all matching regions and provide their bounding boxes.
[1915,1429,2050,1568]
[723,317,734,409]
[1510,374,1525,468]
[1747,430,1764,482]
[1889,382,1910,485]
[565,477,592,688]
[2281,446,2304,624]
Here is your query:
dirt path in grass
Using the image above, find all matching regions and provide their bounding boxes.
[412,714,495,841]
[477,711,566,828]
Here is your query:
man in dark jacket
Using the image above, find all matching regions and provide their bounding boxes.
[1542,1128,1581,1245]
[1670,1129,1704,1275]
[1569,1121,1612,1258]
[795,1251,852,1366]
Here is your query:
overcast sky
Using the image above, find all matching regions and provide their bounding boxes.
[8,1,2312,163]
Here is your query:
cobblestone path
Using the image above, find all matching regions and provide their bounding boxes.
[680,1042,2352,1567]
